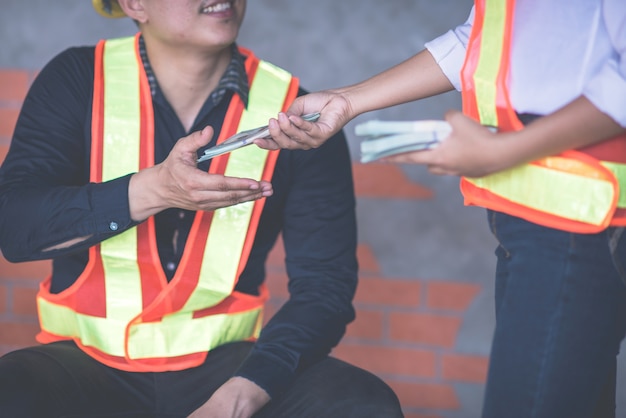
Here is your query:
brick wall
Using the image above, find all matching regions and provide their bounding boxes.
[0,69,488,418]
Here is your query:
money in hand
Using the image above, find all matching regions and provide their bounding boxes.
[356,119,451,163]
[198,112,321,163]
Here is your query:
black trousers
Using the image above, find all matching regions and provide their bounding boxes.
[0,341,403,418]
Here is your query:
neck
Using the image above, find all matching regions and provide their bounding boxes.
[145,39,233,132]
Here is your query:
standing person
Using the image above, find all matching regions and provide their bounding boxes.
[265,1,626,417]
[0,1,404,417]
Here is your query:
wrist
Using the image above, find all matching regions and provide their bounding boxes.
[230,377,271,415]
[128,166,165,221]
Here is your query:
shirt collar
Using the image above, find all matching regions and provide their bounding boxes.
[138,35,249,108]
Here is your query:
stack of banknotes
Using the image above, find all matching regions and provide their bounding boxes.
[356,119,451,163]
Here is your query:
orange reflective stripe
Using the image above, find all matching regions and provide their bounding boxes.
[472,0,506,127]
[462,0,522,131]
[91,39,105,183]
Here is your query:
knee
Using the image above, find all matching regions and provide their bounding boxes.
[321,361,403,418]
[345,371,403,418]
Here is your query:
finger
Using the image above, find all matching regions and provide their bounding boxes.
[285,112,314,129]
[278,112,304,135]
[260,118,288,150]
[270,113,313,150]
[444,109,463,122]
[179,177,272,211]
[258,180,273,195]
[427,165,457,176]
[287,112,330,138]
[253,137,281,150]
[446,110,492,135]
[197,188,270,211]
[178,126,215,155]
[382,149,437,165]
[199,175,273,196]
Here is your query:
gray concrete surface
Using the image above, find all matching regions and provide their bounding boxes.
[1,1,624,417]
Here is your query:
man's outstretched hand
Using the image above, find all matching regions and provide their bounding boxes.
[129,126,273,221]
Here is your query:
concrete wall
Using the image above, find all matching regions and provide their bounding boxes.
[0,1,623,417]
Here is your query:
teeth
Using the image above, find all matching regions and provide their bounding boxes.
[202,2,231,13]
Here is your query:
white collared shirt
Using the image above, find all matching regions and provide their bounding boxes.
[425,0,626,127]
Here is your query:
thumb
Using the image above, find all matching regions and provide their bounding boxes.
[180,125,215,154]
[444,109,466,128]
[445,110,488,133]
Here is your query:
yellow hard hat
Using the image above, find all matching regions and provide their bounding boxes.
[92,0,126,18]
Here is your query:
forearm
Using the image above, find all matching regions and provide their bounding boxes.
[0,176,135,262]
[337,49,455,118]
[500,96,625,168]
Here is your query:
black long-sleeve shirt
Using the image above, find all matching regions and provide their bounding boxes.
[0,40,358,399]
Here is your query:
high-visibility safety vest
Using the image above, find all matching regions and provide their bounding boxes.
[35,34,299,372]
[460,0,626,233]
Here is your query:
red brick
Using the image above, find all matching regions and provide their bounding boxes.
[261,300,280,326]
[0,143,8,165]
[333,343,436,378]
[388,380,460,410]
[389,312,462,348]
[357,244,380,274]
[442,353,489,383]
[0,321,40,346]
[12,286,38,316]
[0,108,20,138]
[426,281,481,311]
[0,69,30,102]
[0,284,6,313]
[265,271,288,299]
[355,277,420,307]
[345,308,383,340]
[266,239,381,275]
[353,163,434,199]
[0,255,51,281]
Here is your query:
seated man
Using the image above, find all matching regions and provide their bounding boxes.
[0,1,403,417]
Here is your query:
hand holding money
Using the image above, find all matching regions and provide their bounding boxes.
[198,113,321,162]
[357,119,450,163]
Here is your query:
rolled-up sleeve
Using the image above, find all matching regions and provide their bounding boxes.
[583,0,626,127]
[424,6,474,91]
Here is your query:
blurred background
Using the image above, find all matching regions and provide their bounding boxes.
[0,1,623,417]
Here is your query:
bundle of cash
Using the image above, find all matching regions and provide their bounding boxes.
[356,119,451,163]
